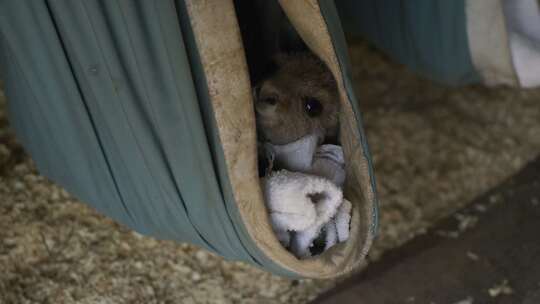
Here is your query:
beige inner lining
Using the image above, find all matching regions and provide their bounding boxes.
[186,0,374,278]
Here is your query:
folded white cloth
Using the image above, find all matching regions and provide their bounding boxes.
[266,133,321,172]
[310,144,346,187]
[266,134,346,187]
[323,199,351,251]
[262,170,351,258]
[261,134,351,258]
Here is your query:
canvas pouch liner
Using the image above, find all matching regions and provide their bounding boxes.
[1,0,378,278]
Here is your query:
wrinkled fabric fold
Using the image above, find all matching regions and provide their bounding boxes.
[0,0,267,263]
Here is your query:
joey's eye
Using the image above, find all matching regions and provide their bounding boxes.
[261,96,278,105]
[304,97,323,117]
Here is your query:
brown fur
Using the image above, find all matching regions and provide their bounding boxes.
[254,52,340,145]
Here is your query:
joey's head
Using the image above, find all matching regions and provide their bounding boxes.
[254,53,340,145]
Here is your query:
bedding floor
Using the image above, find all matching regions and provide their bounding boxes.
[1,40,540,304]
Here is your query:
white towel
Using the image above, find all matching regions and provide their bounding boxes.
[261,134,351,258]
[262,170,351,258]
[266,134,346,186]
[310,144,346,187]
[266,133,320,172]
[324,199,352,251]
